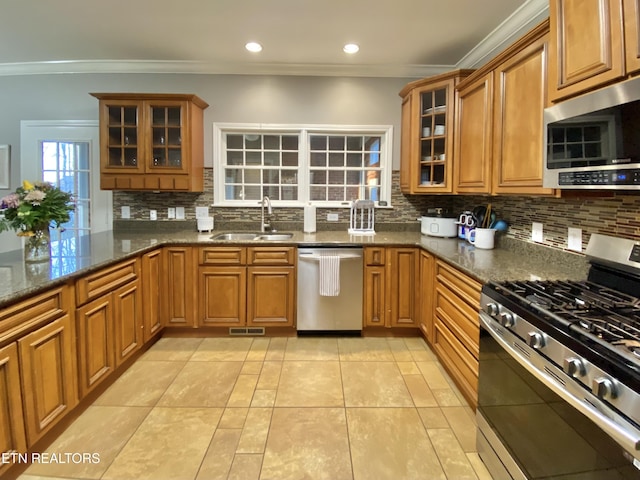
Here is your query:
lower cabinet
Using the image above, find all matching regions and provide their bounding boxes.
[0,342,27,477]
[418,249,434,341]
[247,266,295,326]
[199,266,247,325]
[431,260,481,408]
[141,248,163,341]
[164,246,198,327]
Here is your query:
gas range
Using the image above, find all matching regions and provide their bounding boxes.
[479,233,640,476]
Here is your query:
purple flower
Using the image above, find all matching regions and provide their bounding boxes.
[1,193,20,209]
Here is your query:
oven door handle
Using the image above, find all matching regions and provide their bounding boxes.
[480,312,640,454]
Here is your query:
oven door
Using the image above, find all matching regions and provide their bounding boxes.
[477,312,640,480]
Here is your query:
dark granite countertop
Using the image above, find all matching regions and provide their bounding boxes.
[0,229,589,308]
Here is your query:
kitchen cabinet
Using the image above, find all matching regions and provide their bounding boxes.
[198,246,296,328]
[0,343,26,478]
[164,246,198,327]
[399,70,473,194]
[363,247,418,328]
[549,0,625,102]
[624,0,640,74]
[141,248,163,342]
[418,249,434,341]
[454,20,554,195]
[75,258,142,397]
[91,93,208,192]
[431,260,481,409]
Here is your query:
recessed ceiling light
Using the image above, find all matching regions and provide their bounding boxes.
[245,42,263,53]
[343,43,359,54]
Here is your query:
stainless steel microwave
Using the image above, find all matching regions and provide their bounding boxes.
[543,76,640,189]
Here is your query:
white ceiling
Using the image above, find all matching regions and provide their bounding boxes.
[0,0,548,78]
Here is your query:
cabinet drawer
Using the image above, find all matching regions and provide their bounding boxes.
[435,260,481,308]
[434,283,480,359]
[0,286,71,344]
[76,258,139,306]
[199,247,246,265]
[247,247,296,265]
[364,247,385,266]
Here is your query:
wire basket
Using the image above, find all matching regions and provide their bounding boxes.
[348,200,376,235]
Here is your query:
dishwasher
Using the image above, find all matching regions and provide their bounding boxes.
[297,247,363,332]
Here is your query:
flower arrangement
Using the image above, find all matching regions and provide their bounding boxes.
[0,180,75,236]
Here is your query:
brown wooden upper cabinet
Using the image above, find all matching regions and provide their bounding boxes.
[398,70,473,194]
[548,0,626,102]
[91,93,208,191]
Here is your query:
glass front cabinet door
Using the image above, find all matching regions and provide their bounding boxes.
[92,93,208,192]
[399,70,472,194]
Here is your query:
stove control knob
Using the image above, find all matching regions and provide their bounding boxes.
[527,332,546,349]
[485,303,499,316]
[563,357,585,378]
[592,378,618,399]
[499,312,515,327]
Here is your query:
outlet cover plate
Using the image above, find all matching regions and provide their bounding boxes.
[121,206,130,219]
[327,213,339,221]
[568,227,582,252]
[149,209,157,221]
[167,207,176,219]
[532,222,543,243]
[176,207,185,220]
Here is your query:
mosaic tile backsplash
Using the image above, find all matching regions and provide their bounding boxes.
[113,169,640,254]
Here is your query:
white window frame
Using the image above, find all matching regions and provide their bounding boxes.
[213,123,393,208]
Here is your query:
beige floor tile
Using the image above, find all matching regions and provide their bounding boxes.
[265,337,287,361]
[347,408,446,480]
[341,362,413,407]
[139,337,203,361]
[241,361,264,375]
[18,476,77,480]
[466,452,494,480]
[251,390,276,407]
[284,337,339,361]
[94,360,185,406]
[338,337,395,361]
[191,337,254,361]
[228,454,263,480]
[403,337,429,351]
[417,407,450,429]
[276,361,343,407]
[428,428,478,480]
[403,374,438,407]
[410,349,438,362]
[157,361,243,407]
[386,338,415,362]
[219,407,249,429]
[433,388,463,407]
[102,407,222,480]
[196,429,242,480]
[246,338,271,361]
[256,361,283,390]
[261,408,352,480]
[396,361,420,375]
[227,374,259,407]
[24,405,150,479]
[236,408,273,454]
[417,361,452,390]
[442,406,477,452]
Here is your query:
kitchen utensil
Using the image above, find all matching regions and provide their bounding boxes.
[472,206,486,227]
[421,208,458,238]
[482,203,492,228]
[492,219,508,232]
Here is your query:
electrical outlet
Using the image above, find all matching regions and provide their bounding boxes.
[167,207,176,219]
[567,227,582,252]
[176,207,185,220]
[532,222,543,243]
[149,209,157,221]
[327,213,339,221]
[121,206,130,219]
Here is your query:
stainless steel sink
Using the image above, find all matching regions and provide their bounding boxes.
[210,232,294,241]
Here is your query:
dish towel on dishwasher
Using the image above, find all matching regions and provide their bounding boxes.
[319,255,341,296]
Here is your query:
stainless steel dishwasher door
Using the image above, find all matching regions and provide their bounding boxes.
[297,248,363,331]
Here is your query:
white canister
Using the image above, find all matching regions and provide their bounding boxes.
[304,204,316,233]
[197,216,214,232]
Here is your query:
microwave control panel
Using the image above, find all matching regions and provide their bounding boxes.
[558,168,640,187]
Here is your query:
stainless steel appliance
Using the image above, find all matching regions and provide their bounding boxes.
[543,75,640,189]
[297,247,363,332]
[478,233,640,479]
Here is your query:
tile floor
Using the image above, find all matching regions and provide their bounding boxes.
[19,336,493,480]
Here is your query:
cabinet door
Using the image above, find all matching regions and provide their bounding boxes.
[76,296,115,398]
[493,32,556,195]
[0,343,26,476]
[145,100,190,174]
[454,73,493,194]
[387,248,419,327]
[418,250,434,341]
[624,0,640,74]
[247,266,295,327]
[113,281,143,367]
[98,99,145,175]
[399,93,413,193]
[141,249,163,342]
[364,265,386,327]
[549,0,625,102]
[18,315,78,445]
[164,247,197,327]
[198,267,247,326]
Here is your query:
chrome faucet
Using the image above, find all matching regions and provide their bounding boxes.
[261,196,273,232]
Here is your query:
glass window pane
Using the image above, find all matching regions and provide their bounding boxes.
[346,170,361,185]
[227,151,243,165]
[264,135,280,150]
[310,152,326,167]
[243,185,261,200]
[329,153,344,167]
[310,136,327,150]
[264,152,280,166]
[364,136,381,152]
[226,185,244,200]
[347,154,362,168]
[328,186,343,201]
[328,171,344,184]
[328,136,344,150]
[347,136,363,151]
[227,134,244,149]
[310,186,326,201]
[244,169,260,184]
[246,151,261,165]
[225,168,243,183]
[263,170,280,184]
[282,152,298,167]
[245,135,261,149]
[282,185,297,200]
[311,170,326,184]
[282,136,298,150]
[282,170,297,184]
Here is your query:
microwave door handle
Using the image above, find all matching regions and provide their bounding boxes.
[480,313,640,454]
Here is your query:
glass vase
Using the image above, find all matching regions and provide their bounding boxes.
[23,227,51,263]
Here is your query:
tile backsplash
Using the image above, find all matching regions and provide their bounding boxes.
[113,169,640,253]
